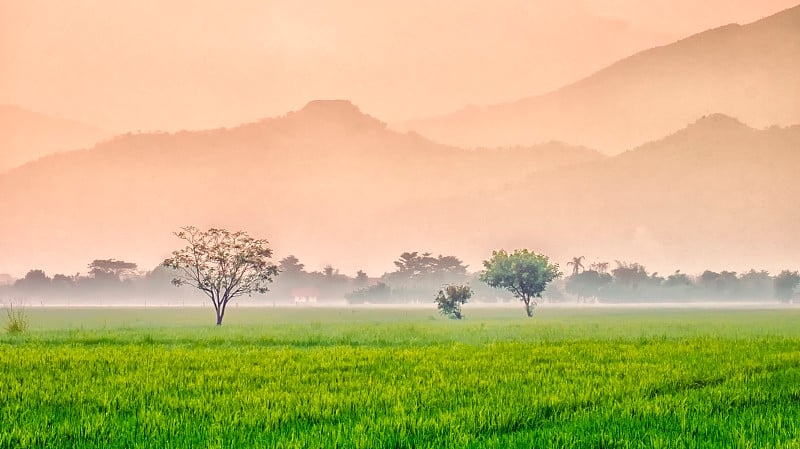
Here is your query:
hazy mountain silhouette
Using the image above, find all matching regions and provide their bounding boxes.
[0,105,108,172]
[402,5,800,153]
[0,100,602,275]
[382,113,800,273]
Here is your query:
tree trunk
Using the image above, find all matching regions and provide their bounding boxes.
[212,296,223,326]
[215,303,223,325]
[523,297,533,317]
[216,298,229,326]
[216,303,226,326]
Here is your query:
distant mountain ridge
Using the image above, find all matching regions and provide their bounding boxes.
[381,112,800,273]
[1,101,796,277]
[401,4,800,153]
[0,100,603,276]
[0,105,108,172]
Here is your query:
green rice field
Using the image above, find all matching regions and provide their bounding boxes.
[1,306,799,448]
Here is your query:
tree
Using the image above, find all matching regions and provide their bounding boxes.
[382,251,469,300]
[313,264,349,299]
[14,269,51,297]
[480,249,561,317]
[566,256,585,276]
[434,284,473,319]
[354,270,369,287]
[272,255,310,299]
[738,269,772,299]
[663,270,692,288]
[611,261,649,289]
[162,226,279,325]
[345,281,392,304]
[87,259,138,281]
[590,262,610,274]
[774,270,800,301]
[15,269,50,288]
[388,252,468,280]
[278,255,305,276]
[565,270,611,302]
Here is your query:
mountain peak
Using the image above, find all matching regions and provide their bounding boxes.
[291,100,385,130]
[297,100,363,118]
[685,113,750,132]
[627,113,756,158]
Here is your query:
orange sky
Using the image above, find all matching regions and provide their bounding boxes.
[1,0,797,133]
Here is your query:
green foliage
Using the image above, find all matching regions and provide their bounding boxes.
[480,249,561,317]
[434,284,473,319]
[3,301,29,334]
[163,226,279,325]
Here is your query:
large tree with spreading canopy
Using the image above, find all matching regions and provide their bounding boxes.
[163,226,279,325]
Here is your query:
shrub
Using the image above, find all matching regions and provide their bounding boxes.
[434,284,473,319]
[4,301,29,334]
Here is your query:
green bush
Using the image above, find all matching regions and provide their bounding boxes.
[434,284,473,319]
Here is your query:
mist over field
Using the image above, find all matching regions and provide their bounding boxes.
[1,2,799,307]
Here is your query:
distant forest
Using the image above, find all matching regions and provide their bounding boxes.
[2,253,798,305]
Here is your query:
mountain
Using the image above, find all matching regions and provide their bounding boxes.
[380,113,800,273]
[0,100,603,276]
[401,5,800,153]
[0,105,108,172]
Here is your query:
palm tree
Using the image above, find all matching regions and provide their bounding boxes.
[590,262,610,274]
[567,256,585,276]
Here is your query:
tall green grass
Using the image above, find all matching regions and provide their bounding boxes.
[1,307,799,448]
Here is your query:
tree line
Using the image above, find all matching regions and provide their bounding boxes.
[2,227,799,324]
[3,253,798,307]
[564,258,800,303]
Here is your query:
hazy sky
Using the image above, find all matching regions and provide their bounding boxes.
[1,0,797,133]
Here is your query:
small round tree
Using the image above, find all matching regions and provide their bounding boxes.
[163,226,279,325]
[434,284,473,319]
[480,249,561,317]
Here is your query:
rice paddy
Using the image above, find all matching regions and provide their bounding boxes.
[1,306,799,448]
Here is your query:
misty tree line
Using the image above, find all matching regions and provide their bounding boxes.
[2,254,799,305]
[1,260,186,304]
[564,259,800,303]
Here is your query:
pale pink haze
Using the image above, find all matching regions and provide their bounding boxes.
[0,1,798,280]
[1,0,797,132]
